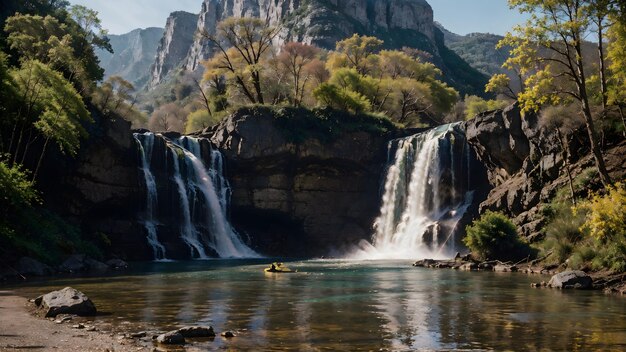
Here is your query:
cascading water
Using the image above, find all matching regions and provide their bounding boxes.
[134,133,167,260]
[134,132,258,260]
[351,123,475,260]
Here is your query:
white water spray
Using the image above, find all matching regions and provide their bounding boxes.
[351,123,474,260]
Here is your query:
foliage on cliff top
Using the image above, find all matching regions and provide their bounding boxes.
[234,105,399,143]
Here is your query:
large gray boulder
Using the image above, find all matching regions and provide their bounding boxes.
[35,287,97,317]
[548,271,593,289]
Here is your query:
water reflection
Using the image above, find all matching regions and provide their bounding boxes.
[8,260,626,351]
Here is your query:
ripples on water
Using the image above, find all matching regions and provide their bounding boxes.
[10,260,626,351]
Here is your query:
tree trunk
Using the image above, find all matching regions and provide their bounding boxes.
[598,19,608,146]
[574,42,612,186]
[556,128,576,205]
[32,136,50,182]
[617,104,626,137]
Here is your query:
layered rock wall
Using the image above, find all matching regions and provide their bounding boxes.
[208,109,391,256]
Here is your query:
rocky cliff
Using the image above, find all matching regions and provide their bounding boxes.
[148,11,198,89]
[184,0,435,71]
[37,110,150,260]
[96,27,164,88]
[206,107,394,256]
[466,104,626,240]
[147,0,486,95]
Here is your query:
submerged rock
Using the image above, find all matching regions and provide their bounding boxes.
[35,287,97,317]
[493,264,518,273]
[106,258,129,270]
[548,271,593,289]
[156,331,185,345]
[222,331,235,338]
[177,326,215,338]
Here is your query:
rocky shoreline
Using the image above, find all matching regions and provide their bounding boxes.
[412,257,626,294]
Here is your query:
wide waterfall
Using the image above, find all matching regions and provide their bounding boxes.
[351,123,477,260]
[134,132,258,260]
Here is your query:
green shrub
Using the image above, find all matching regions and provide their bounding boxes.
[463,211,531,261]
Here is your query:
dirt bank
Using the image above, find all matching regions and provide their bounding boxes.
[0,291,144,352]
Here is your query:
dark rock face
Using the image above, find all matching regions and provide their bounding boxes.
[59,255,108,274]
[36,287,97,317]
[208,110,390,257]
[16,257,53,276]
[37,112,149,261]
[465,103,626,240]
[548,271,593,289]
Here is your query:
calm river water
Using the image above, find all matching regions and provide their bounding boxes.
[9,260,626,351]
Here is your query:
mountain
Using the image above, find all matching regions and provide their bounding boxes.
[437,25,508,77]
[148,11,199,89]
[146,0,488,96]
[96,27,164,89]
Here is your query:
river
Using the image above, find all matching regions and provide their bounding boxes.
[9,260,626,351]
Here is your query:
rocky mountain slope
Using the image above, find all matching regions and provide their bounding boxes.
[146,0,487,96]
[148,11,199,89]
[95,27,164,88]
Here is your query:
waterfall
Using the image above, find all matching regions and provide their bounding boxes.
[134,132,258,260]
[134,133,167,260]
[351,123,475,260]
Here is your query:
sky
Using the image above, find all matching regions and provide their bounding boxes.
[68,0,528,36]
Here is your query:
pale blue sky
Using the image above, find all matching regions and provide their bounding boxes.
[68,0,527,36]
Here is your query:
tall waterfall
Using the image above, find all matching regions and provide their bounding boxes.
[351,123,475,260]
[134,133,167,260]
[134,132,258,260]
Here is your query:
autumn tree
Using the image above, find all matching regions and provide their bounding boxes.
[501,0,613,186]
[202,17,281,104]
[276,42,320,106]
[327,34,383,75]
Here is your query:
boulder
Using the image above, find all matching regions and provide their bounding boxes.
[106,259,129,270]
[493,264,518,273]
[156,331,185,345]
[413,259,437,267]
[35,287,97,317]
[460,262,478,271]
[16,257,53,276]
[548,271,593,289]
[59,255,109,274]
[177,326,215,338]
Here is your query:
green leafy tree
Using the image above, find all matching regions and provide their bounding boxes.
[464,211,529,261]
[501,0,613,186]
[9,60,90,179]
[464,95,509,120]
[327,34,383,75]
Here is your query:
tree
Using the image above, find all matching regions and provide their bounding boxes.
[92,76,146,127]
[4,12,104,91]
[201,17,281,104]
[276,42,320,106]
[606,6,626,135]
[502,0,612,186]
[464,95,509,120]
[149,103,187,132]
[327,34,383,75]
[9,60,91,179]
